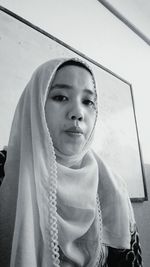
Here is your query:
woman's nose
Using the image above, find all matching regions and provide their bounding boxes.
[68,107,84,121]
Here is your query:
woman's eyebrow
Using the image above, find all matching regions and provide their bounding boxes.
[51,84,72,90]
[84,89,95,96]
[51,84,95,95]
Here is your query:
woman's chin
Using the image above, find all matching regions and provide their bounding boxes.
[60,146,83,157]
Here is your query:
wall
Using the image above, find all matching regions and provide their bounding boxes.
[0,0,150,265]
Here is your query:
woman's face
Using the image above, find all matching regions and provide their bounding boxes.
[45,64,97,156]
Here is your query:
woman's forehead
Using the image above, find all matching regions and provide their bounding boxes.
[51,64,95,91]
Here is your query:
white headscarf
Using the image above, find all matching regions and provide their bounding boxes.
[0,58,135,267]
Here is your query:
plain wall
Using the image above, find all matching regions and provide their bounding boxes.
[0,0,150,265]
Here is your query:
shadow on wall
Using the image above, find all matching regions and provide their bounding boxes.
[133,164,150,267]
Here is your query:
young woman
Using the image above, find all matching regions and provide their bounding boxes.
[0,58,142,266]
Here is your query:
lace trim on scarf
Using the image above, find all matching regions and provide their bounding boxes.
[95,195,103,267]
[95,195,110,267]
[47,133,60,266]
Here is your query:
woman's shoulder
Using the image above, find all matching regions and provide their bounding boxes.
[0,150,7,185]
[92,150,127,191]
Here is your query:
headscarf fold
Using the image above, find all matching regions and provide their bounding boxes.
[0,58,135,267]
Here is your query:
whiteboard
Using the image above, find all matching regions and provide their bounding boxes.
[0,7,147,201]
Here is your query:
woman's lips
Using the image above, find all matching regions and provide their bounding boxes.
[65,126,83,136]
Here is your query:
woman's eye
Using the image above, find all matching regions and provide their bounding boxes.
[52,95,68,102]
[83,99,95,107]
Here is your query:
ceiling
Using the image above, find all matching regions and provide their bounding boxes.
[99,0,150,45]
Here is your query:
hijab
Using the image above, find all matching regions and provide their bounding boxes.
[0,58,135,267]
